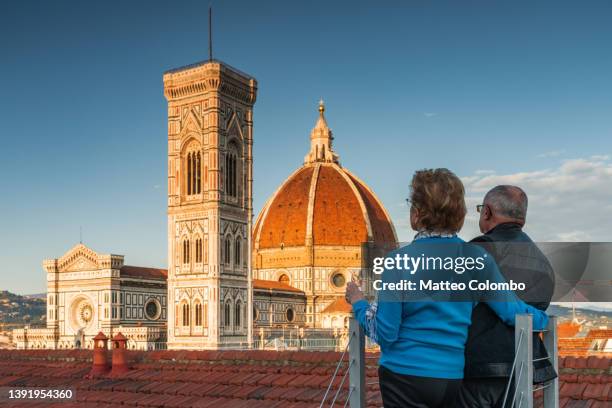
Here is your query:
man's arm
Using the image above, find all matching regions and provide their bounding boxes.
[477,248,549,331]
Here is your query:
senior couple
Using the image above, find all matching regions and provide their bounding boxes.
[345,168,555,408]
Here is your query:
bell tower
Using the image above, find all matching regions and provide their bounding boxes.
[164,61,257,349]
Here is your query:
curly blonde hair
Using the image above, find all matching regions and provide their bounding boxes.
[410,168,466,233]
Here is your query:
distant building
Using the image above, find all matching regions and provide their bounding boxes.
[14,56,397,350]
[163,60,257,349]
[13,244,167,350]
[252,101,397,329]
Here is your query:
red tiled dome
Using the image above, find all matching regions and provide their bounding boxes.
[254,162,396,249]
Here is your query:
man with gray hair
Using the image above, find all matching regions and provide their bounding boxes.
[478,185,529,233]
[456,185,556,407]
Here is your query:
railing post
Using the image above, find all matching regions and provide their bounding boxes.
[543,316,559,408]
[515,314,533,408]
[348,317,365,408]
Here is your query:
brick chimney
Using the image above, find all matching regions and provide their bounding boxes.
[87,332,109,377]
[110,332,129,376]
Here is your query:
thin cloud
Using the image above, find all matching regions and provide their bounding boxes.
[556,230,592,242]
[423,112,438,118]
[536,149,565,158]
[553,302,612,312]
[474,169,495,175]
[462,156,612,242]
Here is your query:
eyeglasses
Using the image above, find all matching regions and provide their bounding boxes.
[476,204,484,213]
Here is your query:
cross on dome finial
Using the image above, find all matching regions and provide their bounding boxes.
[304,100,339,165]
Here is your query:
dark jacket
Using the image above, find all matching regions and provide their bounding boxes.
[464,223,557,384]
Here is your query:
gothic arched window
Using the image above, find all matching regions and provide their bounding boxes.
[234,237,241,266]
[224,237,231,265]
[187,152,192,195]
[195,151,201,193]
[186,150,202,196]
[195,238,202,263]
[182,239,190,264]
[225,145,238,198]
[181,302,190,327]
[224,301,231,328]
[194,301,202,327]
[235,300,242,328]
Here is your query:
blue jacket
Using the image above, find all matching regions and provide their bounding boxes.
[352,236,549,379]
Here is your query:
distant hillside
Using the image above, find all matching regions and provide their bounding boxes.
[23,293,46,300]
[0,290,46,329]
[1,291,608,330]
[547,304,612,322]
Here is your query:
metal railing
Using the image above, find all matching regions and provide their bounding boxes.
[502,315,559,408]
[253,337,346,351]
[337,315,558,408]
[319,319,365,408]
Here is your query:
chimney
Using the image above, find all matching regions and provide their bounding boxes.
[87,332,109,377]
[110,332,129,376]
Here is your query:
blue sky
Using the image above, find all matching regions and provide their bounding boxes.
[1,0,611,294]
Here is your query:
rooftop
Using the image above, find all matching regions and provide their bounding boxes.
[163,58,255,80]
[120,265,168,280]
[321,298,352,314]
[0,350,608,408]
[253,279,304,294]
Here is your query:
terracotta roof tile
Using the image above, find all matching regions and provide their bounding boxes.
[255,373,292,387]
[583,383,609,401]
[559,338,595,357]
[587,329,612,339]
[563,400,595,408]
[253,279,304,293]
[558,322,583,338]
[561,382,589,399]
[161,396,202,408]
[257,166,313,249]
[347,171,397,244]
[121,265,168,280]
[587,356,611,370]
[321,297,352,314]
[245,385,274,400]
[312,165,368,246]
[294,387,326,402]
[255,163,396,250]
[0,349,608,407]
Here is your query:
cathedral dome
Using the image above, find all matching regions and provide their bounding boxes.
[253,102,396,250]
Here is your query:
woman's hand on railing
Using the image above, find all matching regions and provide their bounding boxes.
[345,281,365,305]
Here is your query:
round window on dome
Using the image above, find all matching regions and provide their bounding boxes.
[286,308,295,322]
[278,274,290,285]
[331,272,346,288]
[144,298,161,320]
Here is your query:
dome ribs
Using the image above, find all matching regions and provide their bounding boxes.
[257,167,313,249]
[345,172,397,244]
[254,164,396,250]
[312,166,368,246]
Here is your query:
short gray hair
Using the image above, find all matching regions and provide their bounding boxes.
[484,185,528,221]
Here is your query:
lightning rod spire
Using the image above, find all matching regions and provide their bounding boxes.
[208,6,213,61]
